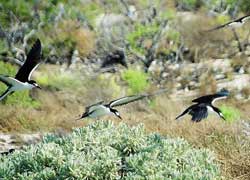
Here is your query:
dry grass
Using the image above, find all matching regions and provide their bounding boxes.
[175,12,250,61]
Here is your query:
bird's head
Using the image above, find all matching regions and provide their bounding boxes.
[111,109,122,120]
[28,80,41,89]
[217,88,229,97]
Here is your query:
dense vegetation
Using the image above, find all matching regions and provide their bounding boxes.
[0,121,220,179]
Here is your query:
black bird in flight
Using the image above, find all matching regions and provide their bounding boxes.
[0,39,42,101]
[206,14,250,31]
[176,90,229,122]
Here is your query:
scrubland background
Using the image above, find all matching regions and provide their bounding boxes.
[0,0,250,179]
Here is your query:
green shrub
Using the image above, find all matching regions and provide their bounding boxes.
[0,121,221,179]
[220,105,241,123]
[122,69,149,94]
[240,0,250,13]
[175,0,203,10]
[215,15,230,25]
[0,62,40,108]
[126,22,160,55]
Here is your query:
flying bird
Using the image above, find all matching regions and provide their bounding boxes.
[77,89,168,120]
[76,94,147,120]
[0,39,42,101]
[176,90,229,122]
[206,14,250,31]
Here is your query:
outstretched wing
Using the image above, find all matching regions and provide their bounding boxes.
[192,94,227,104]
[176,104,208,122]
[206,23,230,32]
[206,15,250,31]
[238,14,250,23]
[85,101,104,112]
[0,75,22,86]
[15,39,42,82]
[109,94,146,108]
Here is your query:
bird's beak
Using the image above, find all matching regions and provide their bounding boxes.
[221,116,226,121]
[116,114,122,120]
[36,85,42,89]
[219,113,226,121]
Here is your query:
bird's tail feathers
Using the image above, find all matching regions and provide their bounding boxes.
[175,108,190,120]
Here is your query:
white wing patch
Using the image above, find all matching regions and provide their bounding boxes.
[28,63,40,80]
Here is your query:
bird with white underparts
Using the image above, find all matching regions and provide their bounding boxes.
[76,89,167,120]
[0,39,42,101]
[176,90,229,122]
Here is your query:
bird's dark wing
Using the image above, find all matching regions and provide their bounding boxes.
[15,39,42,82]
[85,101,104,112]
[189,105,208,122]
[236,14,250,23]
[176,104,208,122]
[109,94,147,108]
[206,15,250,32]
[206,23,231,31]
[192,94,227,104]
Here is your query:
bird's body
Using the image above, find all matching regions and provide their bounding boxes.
[82,104,112,119]
[176,91,229,122]
[207,15,250,31]
[0,39,42,101]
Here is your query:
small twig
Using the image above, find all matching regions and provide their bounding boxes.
[23,29,36,50]
[144,20,168,70]
[0,56,23,66]
[231,28,243,52]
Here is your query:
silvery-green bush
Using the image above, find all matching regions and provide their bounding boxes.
[0,121,220,179]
